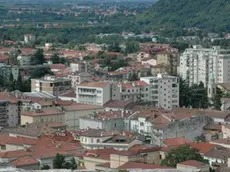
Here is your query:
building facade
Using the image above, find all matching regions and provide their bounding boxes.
[140,74,179,110]
[180,45,230,87]
[76,82,111,106]
[31,75,71,96]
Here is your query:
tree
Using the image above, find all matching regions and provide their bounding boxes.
[53,153,66,169]
[161,144,208,167]
[51,54,60,64]
[125,41,140,54]
[32,49,45,65]
[70,157,77,170]
[50,54,67,64]
[179,77,191,108]
[107,42,121,52]
[41,165,50,170]
[30,67,52,79]
[212,87,224,110]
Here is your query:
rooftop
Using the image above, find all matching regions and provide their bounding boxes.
[0,135,37,146]
[103,100,132,109]
[178,160,207,167]
[189,142,216,154]
[163,137,191,147]
[77,82,109,88]
[22,108,64,117]
[10,156,39,167]
[3,122,66,138]
[76,128,119,137]
[63,103,104,111]
[84,111,132,120]
[119,81,149,88]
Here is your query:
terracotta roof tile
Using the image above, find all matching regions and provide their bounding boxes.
[189,142,216,154]
[10,156,39,167]
[0,135,37,146]
[0,150,31,159]
[163,137,191,147]
[178,160,207,167]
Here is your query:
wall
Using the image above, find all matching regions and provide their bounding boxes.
[21,115,34,125]
[177,164,209,172]
[5,144,25,151]
[83,157,109,169]
[17,164,39,170]
[7,103,20,127]
[64,108,104,130]
[102,84,111,105]
[222,125,230,139]
[162,116,213,142]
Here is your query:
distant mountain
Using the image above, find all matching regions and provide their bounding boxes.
[137,0,230,32]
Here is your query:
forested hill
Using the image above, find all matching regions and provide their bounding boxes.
[137,0,230,32]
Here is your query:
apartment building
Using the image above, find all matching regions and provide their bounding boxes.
[113,81,150,103]
[76,82,110,106]
[180,45,230,87]
[31,75,71,96]
[0,100,20,127]
[140,74,179,110]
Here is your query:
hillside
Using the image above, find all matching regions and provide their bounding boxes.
[138,0,230,32]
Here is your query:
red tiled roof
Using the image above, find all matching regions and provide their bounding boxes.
[103,100,132,108]
[118,162,172,169]
[85,148,119,160]
[178,160,207,167]
[189,142,216,154]
[0,55,9,61]
[0,150,31,159]
[10,156,39,167]
[163,137,191,147]
[0,135,37,146]
[49,64,67,69]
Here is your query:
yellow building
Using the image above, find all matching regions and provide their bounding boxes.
[156,52,178,75]
[21,108,65,125]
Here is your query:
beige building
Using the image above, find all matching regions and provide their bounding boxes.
[156,51,178,75]
[222,124,230,139]
[21,108,65,125]
[31,75,71,96]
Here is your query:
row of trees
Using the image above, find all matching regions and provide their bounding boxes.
[179,78,226,110]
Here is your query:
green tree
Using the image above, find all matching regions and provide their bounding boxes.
[190,82,209,109]
[212,87,224,110]
[9,49,21,65]
[30,67,52,79]
[51,54,60,64]
[125,41,140,54]
[15,75,23,91]
[32,49,45,65]
[41,165,50,170]
[53,153,66,169]
[179,77,191,108]
[107,42,121,52]
[70,157,77,170]
[161,144,208,167]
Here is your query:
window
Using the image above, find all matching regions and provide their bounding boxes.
[1,145,6,150]
[50,83,53,87]
[114,123,116,127]
[91,138,93,143]
[97,139,100,143]
[140,122,144,126]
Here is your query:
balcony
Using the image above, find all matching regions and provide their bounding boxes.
[78,91,97,96]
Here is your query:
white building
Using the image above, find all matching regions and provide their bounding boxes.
[140,74,179,110]
[24,34,36,44]
[76,82,111,106]
[17,54,32,66]
[68,72,92,88]
[180,45,230,87]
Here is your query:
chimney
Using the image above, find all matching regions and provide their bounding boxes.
[56,143,61,148]
[121,110,124,118]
